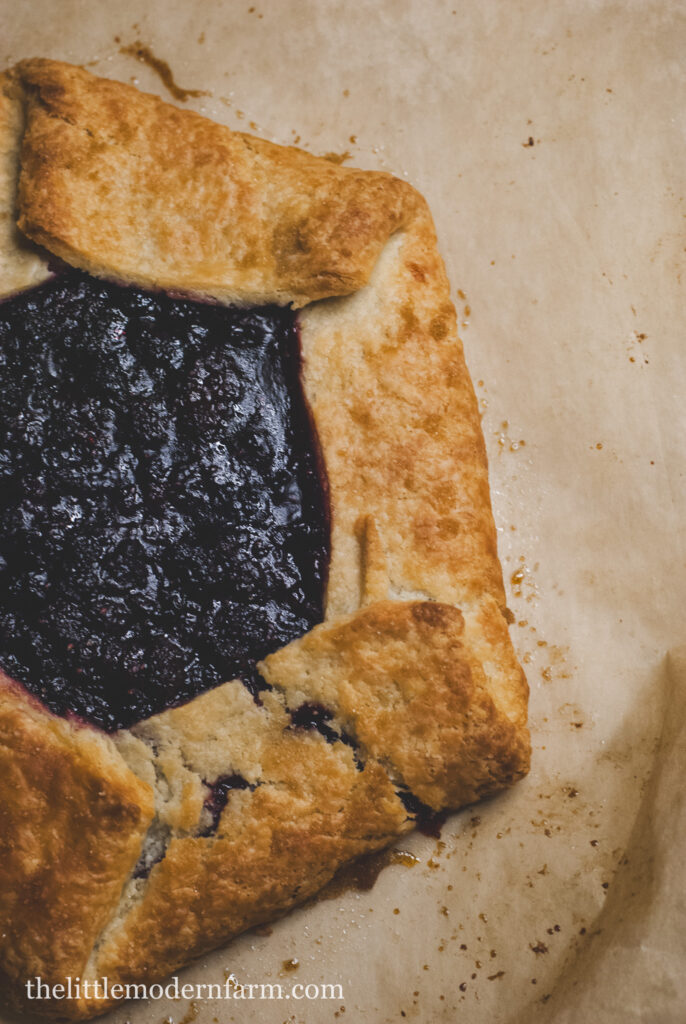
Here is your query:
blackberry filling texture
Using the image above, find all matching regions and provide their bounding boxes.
[0,270,329,731]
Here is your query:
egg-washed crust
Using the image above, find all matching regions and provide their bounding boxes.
[2,58,417,307]
[0,60,530,1019]
[0,674,154,999]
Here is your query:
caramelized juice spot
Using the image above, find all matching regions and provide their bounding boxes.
[120,42,210,101]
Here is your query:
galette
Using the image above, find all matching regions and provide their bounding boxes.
[0,59,530,1019]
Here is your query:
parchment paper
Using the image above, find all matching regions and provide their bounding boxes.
[1,1,684,1021]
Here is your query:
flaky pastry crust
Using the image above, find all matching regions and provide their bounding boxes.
[0,60,530,1018]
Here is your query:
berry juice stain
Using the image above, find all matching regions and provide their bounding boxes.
[0,271,329,731]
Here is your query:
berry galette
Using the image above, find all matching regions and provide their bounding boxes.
[0,59,529,1018]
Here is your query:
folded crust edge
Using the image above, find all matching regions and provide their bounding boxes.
[0,58,531,1020]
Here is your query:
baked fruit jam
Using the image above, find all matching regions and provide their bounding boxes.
[0,271,329,731]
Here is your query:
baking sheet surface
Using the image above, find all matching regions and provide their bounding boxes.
[1,1,685,1021]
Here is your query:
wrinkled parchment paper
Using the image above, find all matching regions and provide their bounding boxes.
[1,1,684,1021]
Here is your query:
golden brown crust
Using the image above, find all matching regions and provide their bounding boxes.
[261,601,529,811]
[5,59,418,308]
[50,596,527,1017]
[0,59,530,1020]
[0,78,51,297]
[299,210,507,618]
[0,674,154,1011]
[89,729,407,1012]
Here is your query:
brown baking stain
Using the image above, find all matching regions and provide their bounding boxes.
[530,817,561,838]
[120,42,210,101]
[392,850,421,868]
[313,847,419,901]
[626,329,650,366]
[454,290,471,329]
[509,558,539,603]
[530,941,548,955]
[175,1003,200,1024]
[535,643,571,685]
[495,421,527,454]
[281,958,300,973]
[321,151,352,164]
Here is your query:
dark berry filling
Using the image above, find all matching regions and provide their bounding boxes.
[200,773,252,836]
[289,700,362,768]
[0,271,329,731]
[290,701,339,742]
[397,789,447,837]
